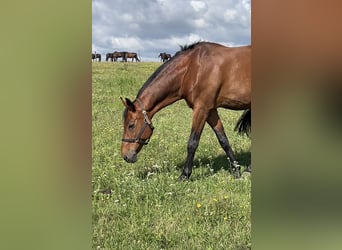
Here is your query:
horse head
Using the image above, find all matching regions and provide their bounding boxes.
[121,97,154,163]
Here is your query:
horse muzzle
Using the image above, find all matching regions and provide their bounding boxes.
[123,151,137,163]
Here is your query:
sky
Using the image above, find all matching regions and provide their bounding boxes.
[92,0,250,62]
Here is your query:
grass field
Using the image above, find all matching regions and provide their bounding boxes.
[92,61,251,249]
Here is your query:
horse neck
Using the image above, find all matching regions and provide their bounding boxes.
[138,60,187,117]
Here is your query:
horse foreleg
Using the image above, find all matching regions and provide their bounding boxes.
[179,108,207,181]
[207,109,241,178]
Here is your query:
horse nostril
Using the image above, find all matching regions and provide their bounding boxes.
[123,155,129,162]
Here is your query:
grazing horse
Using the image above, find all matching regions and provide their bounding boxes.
[106,53,114,62]
[123,52,140,62]
[121,42,251,180]
[113,51,125,62]
[92,53,101,62]
[159,52,171,62]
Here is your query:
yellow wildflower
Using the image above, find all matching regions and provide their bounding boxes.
[196,203,202,208]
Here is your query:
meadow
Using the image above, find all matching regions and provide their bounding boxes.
[92,61,251,249]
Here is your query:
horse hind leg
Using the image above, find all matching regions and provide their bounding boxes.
[206,109,241,178]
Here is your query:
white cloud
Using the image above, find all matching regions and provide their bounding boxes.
[110,37,143,51]
[121,14,133,23]
[241,0,251,12]
[190,1,207,12]
[193,18,208,28]
[170,33,202,46]
[224,9,238,23]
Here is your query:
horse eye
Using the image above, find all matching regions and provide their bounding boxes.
[128,123,135,130]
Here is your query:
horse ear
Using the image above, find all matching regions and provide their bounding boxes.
[120,97,135,112]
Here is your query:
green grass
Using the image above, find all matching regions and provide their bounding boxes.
[92,61,251,249]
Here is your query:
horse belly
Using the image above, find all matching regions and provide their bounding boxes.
[217,95,250,110]
[217,83,250,109]
[218,55,251,109]
[217,77,251,110]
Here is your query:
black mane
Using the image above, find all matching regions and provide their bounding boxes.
[174,41,203,57]
[179,41,203,51]
[136,41,204,98]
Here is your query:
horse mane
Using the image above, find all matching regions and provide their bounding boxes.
[179,41,203,51]
[136,41,205,98]
[174,41,203,57]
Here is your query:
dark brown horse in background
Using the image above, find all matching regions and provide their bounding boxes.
[106,52,114,62]
[92,53,101,62]
[113,51,125,62]
[159,52,171,62]
[108,51,140,62]
[123,52,140,62]
[121,42,251,180]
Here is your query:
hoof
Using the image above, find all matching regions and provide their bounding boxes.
[245,164,252,173]
[230,161,241,179]
[232,170,241,179]
[230,167,241,178]
[178,173,190,181]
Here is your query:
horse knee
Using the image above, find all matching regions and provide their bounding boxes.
[187,138,199,152]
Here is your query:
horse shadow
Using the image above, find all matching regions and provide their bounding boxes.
[136,151,251,181]
[176,150,251,179]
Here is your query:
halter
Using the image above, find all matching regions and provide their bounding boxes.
[122,98,154,145]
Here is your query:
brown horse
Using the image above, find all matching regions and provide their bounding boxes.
[123,52,140,62]
[113,51,125,62]
[121,42,251,180]
[106,52,114,62]
[159,52,171,62]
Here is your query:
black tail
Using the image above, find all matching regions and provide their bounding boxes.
[234,109,251,136]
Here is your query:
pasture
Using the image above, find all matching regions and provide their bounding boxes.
[92,61,251,249]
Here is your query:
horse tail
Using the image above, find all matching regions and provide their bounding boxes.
[234,109,251,136]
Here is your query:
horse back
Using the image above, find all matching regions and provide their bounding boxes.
[183,43,251,110]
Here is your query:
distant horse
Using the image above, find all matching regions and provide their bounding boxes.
[159,52,171,62]
[113,51,125,62]
[121,42,251,180]
[92,53,101,62]
[123,52,140,62]
[106,53,114,62]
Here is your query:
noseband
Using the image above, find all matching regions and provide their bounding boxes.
[122,99,154,145]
